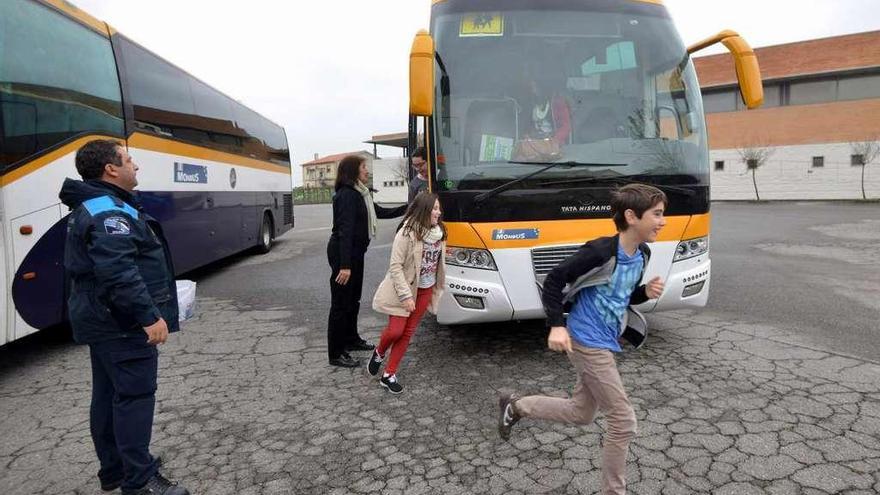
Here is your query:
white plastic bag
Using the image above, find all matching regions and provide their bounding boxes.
[176,280,197,322]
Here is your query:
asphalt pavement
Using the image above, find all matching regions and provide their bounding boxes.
[0,201,878,494]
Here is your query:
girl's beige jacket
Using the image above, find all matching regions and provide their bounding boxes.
[372,228,446,317]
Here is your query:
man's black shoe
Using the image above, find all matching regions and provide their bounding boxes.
[367,350,383,376]
[329,353,360,368]
[498,394,521,441]
[380,374,403,394]
[101,476,123,492]
[347,339,375,352]
[102,456,162,491]
[121,473,189,495]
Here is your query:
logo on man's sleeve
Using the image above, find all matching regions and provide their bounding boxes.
[103,216,131,235]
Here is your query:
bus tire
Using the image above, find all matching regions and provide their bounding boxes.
[257,212,273,254]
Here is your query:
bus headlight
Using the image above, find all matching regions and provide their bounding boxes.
[446,247,497,270]
[674,236,708,262]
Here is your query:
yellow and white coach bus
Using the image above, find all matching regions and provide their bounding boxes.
[1,0,293,345]
[407,0,763,325]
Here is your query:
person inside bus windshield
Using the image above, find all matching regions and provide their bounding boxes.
[327,155,406,368]
[519,71,572,151]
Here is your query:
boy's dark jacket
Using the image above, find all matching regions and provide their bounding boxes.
[59,178,179,344]
[542,234,651,338]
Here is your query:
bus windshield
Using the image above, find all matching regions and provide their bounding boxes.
[431,7,708,192]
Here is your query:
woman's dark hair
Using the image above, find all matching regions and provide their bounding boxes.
[402,192,446,242]
[335,155,364,190]
[75,139,123,180]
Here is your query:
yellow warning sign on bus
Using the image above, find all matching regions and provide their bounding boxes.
[460,13,503,37]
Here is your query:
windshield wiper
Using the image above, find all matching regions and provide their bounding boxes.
[473,161,626,204]
[538,174,696,196]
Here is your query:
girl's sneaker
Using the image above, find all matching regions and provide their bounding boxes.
[380,374,403,394]
[368,350,384,377]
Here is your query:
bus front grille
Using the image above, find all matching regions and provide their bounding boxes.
[282,194,293,225]
[531,245,580,283]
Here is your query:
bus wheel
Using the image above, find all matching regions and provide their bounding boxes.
[258,213,273,254]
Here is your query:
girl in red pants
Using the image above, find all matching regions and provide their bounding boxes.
[369,192,446,393]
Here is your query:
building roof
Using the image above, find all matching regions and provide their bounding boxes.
[364,132,409,149]
[695,30,880,88]
[302,150,375,166]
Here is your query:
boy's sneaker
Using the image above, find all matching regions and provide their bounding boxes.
[380,374,403,394]
[367,350,384,377]
[498,394,521,441]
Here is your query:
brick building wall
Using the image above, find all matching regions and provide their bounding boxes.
[695,31,880,200]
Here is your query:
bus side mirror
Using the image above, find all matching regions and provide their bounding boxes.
[410,30,434,116]
[688,30,764,109]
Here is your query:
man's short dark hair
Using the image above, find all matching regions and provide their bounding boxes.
[611,184,668,231]
[412,146,427,161]
[75,139,122,180]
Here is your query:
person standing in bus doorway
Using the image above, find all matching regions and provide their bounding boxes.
[327,155,406,368]
[369,192,446,393]
[408,146,429,202]
[497,184,667,495]
[58,140,189,495]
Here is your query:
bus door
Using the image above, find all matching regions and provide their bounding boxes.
[9,204,64,341]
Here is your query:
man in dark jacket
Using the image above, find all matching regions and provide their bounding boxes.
[59,139,188,495]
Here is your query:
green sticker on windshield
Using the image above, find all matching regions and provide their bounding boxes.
[460,13,503,37]
[479,134,513,161]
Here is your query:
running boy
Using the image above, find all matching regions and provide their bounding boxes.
[497,183,667,495]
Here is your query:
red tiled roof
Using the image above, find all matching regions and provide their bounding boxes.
[695,30,880,88]
[302,151,374,166]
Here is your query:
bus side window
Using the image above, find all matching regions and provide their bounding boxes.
[0,1,123,169]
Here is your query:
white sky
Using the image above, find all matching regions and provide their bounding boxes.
[72,0,880,186]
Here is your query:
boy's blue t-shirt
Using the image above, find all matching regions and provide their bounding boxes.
[567,244,644,352]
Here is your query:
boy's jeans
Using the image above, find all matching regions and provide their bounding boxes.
[515,344,636,495]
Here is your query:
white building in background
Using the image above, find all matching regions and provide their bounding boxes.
[371,157,408,203]
[695,31,880,200]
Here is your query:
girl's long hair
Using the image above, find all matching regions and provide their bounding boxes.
[402,192,447,242]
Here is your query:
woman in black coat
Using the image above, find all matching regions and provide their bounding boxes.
[327,155,406,367]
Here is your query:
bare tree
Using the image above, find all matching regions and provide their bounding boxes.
[389,159,411,185]
[736,143,775,201]
[848,138,880,200]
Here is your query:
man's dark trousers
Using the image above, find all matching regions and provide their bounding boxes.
[88,336,160,491]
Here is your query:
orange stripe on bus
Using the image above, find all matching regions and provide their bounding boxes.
[0,133,290,187]
[683,213,711,239]
[40,0,109,36]
[127,133,291,175]
[0,135,121,187]
[446,215,694,249]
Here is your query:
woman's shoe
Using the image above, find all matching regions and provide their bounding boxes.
[347,339,375,351]
[329,353,360,368]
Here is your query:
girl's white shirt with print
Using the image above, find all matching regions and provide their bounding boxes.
[418,240,442,288]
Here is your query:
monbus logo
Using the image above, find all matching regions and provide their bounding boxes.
[492,228,539,241]
[174,162,208,184]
